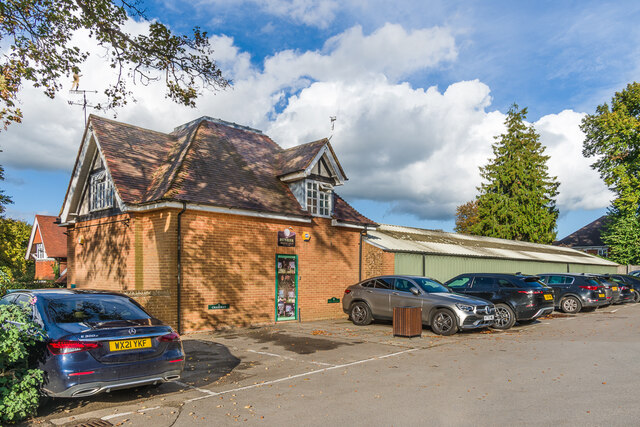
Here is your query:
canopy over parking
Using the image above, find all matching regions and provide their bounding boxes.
[363,224,619,283]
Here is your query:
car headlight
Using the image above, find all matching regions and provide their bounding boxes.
[455,303,475,313]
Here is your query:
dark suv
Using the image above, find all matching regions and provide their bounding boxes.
[537,273,609,313]
[604,274,639,303]
[588,274,622,304]
[443,273,554,330]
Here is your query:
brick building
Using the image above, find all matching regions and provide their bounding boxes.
[60,115,375,333]
[25,214,68,282]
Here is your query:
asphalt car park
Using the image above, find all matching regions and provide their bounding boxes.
[35,302,640,427]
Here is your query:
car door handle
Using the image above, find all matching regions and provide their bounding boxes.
[392,292,400,295]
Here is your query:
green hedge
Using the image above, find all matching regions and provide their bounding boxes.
[0,302,45,423]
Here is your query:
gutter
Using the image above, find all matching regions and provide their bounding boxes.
[176,202,187,334]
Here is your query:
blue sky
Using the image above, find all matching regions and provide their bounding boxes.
[3,0,638,237]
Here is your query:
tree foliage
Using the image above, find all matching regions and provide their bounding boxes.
[0,0,229,129]
[0,302,44,423]
[582,82,640,263]
[454,200,479,234]
[0,218,32,282]
[470,104,559,243]
[0,152,11,214]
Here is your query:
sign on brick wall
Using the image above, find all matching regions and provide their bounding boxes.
[208,303,230,310]
[278,229,296,247]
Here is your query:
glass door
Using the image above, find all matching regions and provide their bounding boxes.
[276,254,298,321]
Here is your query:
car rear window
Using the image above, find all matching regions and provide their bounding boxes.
[517,278,547,288]
[46,296,150,323]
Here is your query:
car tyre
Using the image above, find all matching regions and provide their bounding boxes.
[350,302,373,326]
[430,308,458,336]
[560,296,582,314]
[633,291,640,303]
[492,303,516,330]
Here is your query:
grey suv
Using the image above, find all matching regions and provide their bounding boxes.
[342,275,495,336]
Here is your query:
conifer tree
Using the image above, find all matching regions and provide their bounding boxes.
[470,104,559,243]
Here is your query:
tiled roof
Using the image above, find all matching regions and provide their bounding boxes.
[555,215,609,247]
[277,139,327,176]
[36,215,67,258]
[333,194,376,227]
[88,115,372,225]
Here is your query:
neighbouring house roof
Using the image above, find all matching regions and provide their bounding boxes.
[25,215,67,260]
[365,224,618,267]
[555,215,609,248]
[61,115,374,227]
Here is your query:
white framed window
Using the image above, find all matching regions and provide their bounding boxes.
[35,243,46,259]
[90,170,113,211]
[306,181,331,217]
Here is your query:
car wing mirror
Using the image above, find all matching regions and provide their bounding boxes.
[410,288,420,296]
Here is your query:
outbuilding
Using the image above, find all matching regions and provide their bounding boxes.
[362,224,618,283]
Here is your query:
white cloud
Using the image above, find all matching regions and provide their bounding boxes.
[1,19,610,222]
[535,110,613,211]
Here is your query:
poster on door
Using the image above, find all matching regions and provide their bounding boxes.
[276,254,297,321]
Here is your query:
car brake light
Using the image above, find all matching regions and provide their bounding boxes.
[579,285,599,291]
[169,358,184,363]
[620,286,628,291]
[48,340,100,355]
[517,290,543,294]
[69,371,95,376]
[158,332,181,342]
[344,289,351,294]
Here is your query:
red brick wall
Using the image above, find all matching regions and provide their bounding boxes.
[67,209,362,332]
[362,240,395,279]
[67,211,178,326]
[179,211,361,332]
[35,260,56,281]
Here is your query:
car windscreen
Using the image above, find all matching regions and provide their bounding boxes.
[414,278,450,293]
[46,295,150,323]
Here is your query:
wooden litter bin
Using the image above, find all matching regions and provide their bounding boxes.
[393,306,422,337]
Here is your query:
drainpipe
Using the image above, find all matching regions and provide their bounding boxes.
[176,202,187,334]
[359,225,368,281]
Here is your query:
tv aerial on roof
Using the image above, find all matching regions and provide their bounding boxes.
[68,73,98,124]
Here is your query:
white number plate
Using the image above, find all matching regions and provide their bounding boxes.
[484,315,494,321]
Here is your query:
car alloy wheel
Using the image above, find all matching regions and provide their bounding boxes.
[492,303,515,329]
[350,302,373,326]
[431,308,458,336]
[561,296,580,313]
[433,312,452,332]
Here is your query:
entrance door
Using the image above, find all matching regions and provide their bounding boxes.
[276,254,298,321]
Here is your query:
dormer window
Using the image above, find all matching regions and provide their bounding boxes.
[90,170,113,211]
[306,181,332,217]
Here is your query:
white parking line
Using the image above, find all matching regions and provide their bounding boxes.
[184,348,418,403]
[248,349,335,366]
[174,380,219,396]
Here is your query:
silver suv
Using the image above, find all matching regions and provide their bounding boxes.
[342,275,495,336]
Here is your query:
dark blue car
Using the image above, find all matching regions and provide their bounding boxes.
[0,289,184,398]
